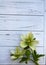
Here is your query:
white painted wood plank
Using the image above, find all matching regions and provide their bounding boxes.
[0,64,45,65]
[44,0,46,11]
[0,15,44,31]
[0,0,44,3]
[0,47,44,64]
[0,0,45,65]
[0,31,44,46]
[0,0,44,15]
[44,0,46,63]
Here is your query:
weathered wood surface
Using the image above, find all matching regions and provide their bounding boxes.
[44,0,46,64]
[0,31,44,46]
[0,0,45,65]
[0,0,44,15]
[0,15,44,31]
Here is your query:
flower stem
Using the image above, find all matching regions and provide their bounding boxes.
[34,61,39,65]
[30,59,39,65]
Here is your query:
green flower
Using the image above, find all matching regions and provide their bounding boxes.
[10,47,25,60]
[20,32,38,50]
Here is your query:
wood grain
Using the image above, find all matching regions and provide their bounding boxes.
[0,0,44,15]
[0,15,44,31]
[0,0,45,64]
[0,31,44,46]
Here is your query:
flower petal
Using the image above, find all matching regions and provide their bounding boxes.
[20,41,27,48]
[29,40,38,50]
[19,56,23,58]
[27,32,34,40]
[11,56,17,60]
[21,34,26,41]
[29,45,36,50]
[15,47,21,54]
[31,40,39,46]
[10,50,15,55]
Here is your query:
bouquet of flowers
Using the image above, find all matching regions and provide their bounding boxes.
[10,32,44,65]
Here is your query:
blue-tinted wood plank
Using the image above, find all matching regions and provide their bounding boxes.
[0,31,44,46]
[0,15,44,31]
[0,0,44,15]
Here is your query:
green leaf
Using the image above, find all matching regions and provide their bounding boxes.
[36,54,44,58]
[32,50,44,62]
[32,50,37,61]
[19,57,28,63]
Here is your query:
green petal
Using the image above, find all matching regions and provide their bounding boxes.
[21,35,26,41]
[20,41,27,48]
[19,56,23,58]
[11,56,17,60]
[29,40,38,50]
[27,32,34,40]
[31,40,39,46]
[29,40,38,46]
[29,45,36,50]
[15,47,21,54]
[10,50,15,55]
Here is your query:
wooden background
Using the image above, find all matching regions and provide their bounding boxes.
[0,0,45,65]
